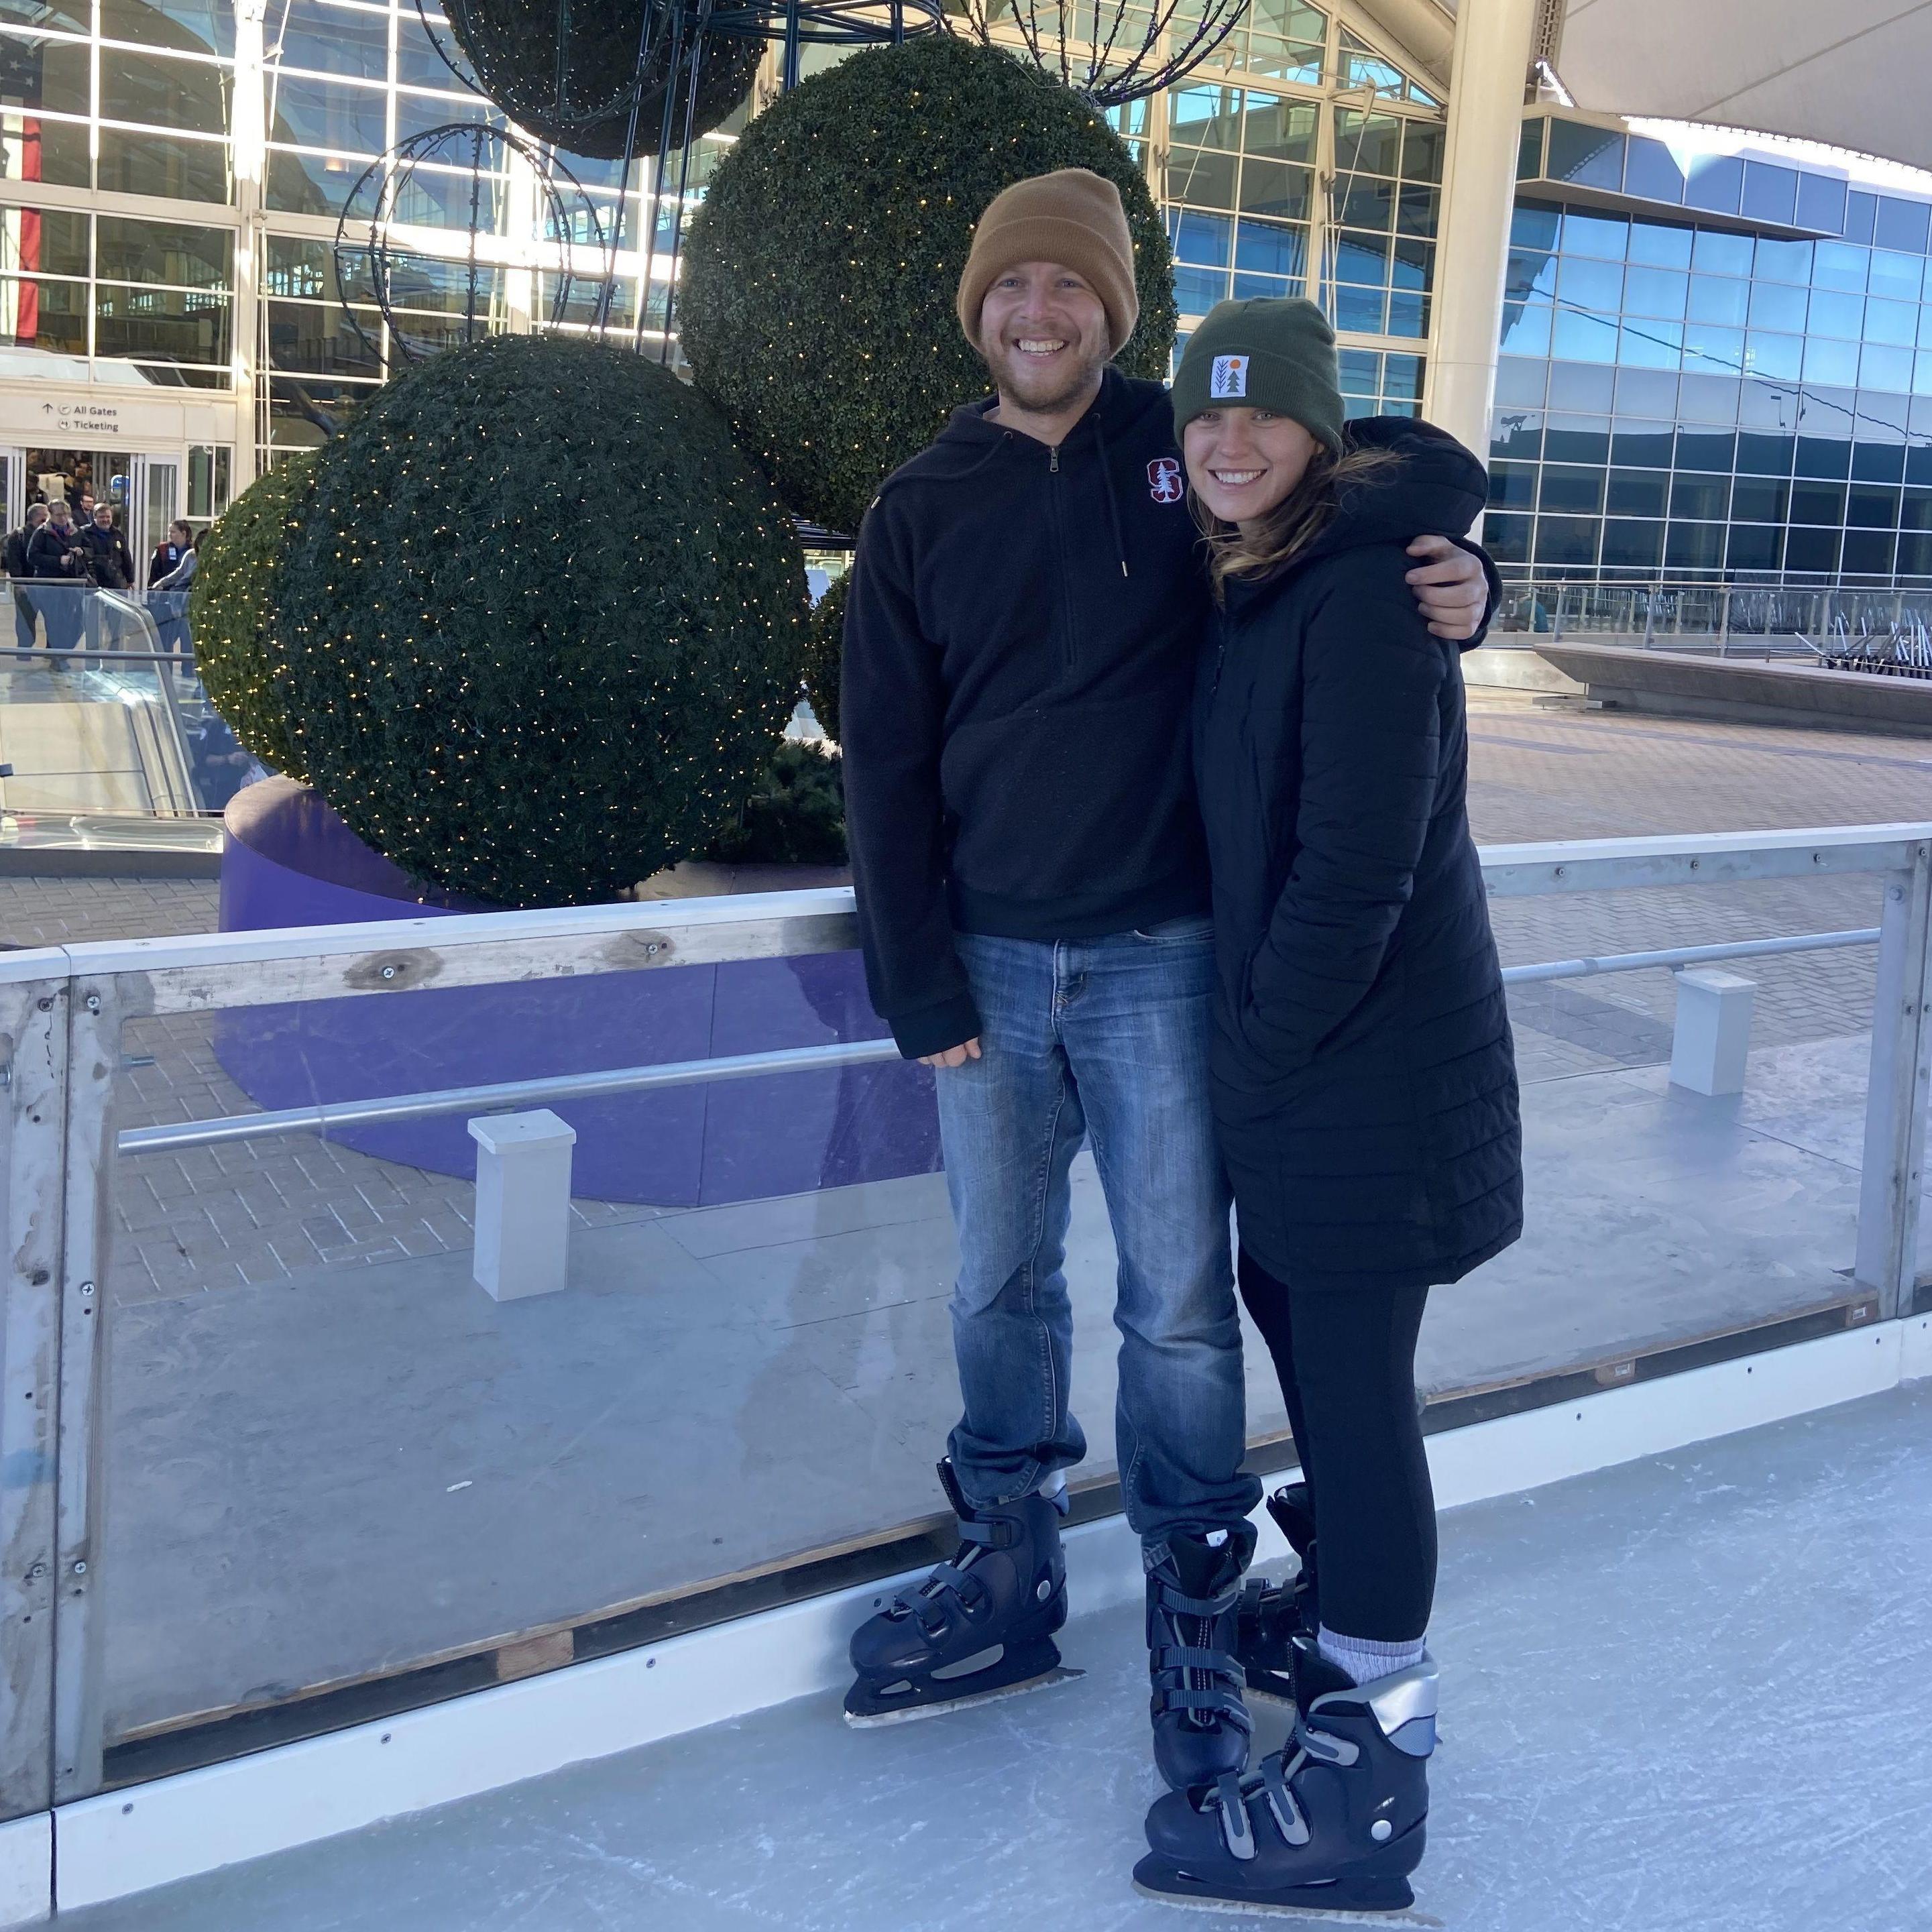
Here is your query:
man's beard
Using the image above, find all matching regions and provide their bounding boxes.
[984,341,1109,416]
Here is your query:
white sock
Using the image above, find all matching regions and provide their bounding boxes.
[1318,1625,1425,1687]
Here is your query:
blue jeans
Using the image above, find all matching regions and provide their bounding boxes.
[935,919,1261,1550]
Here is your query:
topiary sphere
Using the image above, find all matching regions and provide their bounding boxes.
[444,0,758,159]
[679,36,1177,535]
[277,334,809,909]
[190,451,317,785]
[802,571,848,744]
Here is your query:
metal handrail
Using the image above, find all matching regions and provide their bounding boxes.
[114,922,1888,1155]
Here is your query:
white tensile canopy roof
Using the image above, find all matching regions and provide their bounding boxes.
[1554,0,1932,176]
[1368,1,1932,178]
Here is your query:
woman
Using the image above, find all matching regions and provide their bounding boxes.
[150,522,197,654]
[149,519,195,589]
[1134,299,1522,1919]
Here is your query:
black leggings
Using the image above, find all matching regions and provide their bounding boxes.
[1237,1250,1436,1644]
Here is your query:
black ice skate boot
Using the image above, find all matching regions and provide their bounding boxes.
[1237,1481,1320,1705]
[1145,1526,1257,1795]
[844,1459,1076,1727]
[1135,1635,1440,1925]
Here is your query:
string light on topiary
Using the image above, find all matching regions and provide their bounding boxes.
[679,36,1176,537]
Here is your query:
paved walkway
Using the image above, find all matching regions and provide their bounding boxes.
[66,1383,1932,1932]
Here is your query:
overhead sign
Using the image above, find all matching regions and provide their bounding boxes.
[0,386,203,446]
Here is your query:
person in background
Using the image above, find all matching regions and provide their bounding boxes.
[5,502,47,658]
[149,518,192,589]
[27,501,89,652]
[78,502,134,591]
[150,521,197,653]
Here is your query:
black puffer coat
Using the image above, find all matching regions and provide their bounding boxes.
[1195,420,1522,1292]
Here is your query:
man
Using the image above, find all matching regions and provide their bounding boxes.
[78,501,135,591]
[838,170,1492,1792]
[5,502,46,657]
[28,500,89,653]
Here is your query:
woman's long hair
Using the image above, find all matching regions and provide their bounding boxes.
[1192,441,1402,601]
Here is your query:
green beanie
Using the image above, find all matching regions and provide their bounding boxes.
[1170,297,1345,455]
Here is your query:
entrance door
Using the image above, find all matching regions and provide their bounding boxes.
[129,455,180,587]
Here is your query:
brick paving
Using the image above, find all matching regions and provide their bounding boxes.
[2,693,1926,1304]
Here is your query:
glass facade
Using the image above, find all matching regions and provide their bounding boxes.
[1492,113,1932,584]
[20,9,1932,584]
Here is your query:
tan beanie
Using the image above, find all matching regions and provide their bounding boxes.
[956,168,1139,358]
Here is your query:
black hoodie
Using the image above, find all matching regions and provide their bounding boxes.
[841,372,1497,1058]
[1194,420,1522,1294]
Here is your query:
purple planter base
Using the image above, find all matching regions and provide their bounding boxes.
[213,779,941,1207]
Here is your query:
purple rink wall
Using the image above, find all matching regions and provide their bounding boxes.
[213,779,942,1206]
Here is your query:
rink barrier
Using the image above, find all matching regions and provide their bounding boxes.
[1,821,1929,1921]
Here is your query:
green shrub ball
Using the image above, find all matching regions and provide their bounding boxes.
[679,36,1178,535]
[802,572,848,744]
[189,450,317,787]
[278,334,809,909]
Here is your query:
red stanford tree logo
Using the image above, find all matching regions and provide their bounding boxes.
[1147,457,1184,504]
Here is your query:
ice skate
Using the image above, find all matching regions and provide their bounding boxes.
[1134,1635,1439,1925]
[1146,1526,1255,1793]
[844,1459,1078,1726]
[1237,1481,1319,1705]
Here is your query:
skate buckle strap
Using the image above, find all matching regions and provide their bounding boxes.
[1153,1643,1238,1674]
[1261,1752,1312,1847]
[1214,1772,1255,1863]
[1293,1713,1361,1768]
[1155,1584,1239,1619]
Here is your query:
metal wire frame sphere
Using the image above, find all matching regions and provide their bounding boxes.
[333,123,609,368]
[424,0,762,160]
[942,0,1254,106]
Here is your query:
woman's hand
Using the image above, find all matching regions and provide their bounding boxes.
[920,1038,982,1069]
[1404,534,1489,640]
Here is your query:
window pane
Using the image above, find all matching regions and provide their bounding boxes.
[1812,242,1868,292]
[1170,87,1243,152]
[1333,109,1402,176]
[270,0,391,80]
[0,206,87,277]
[97,216,232,288]
[1234,218,1304,279]
[98,127,231,203]
[101,48,231,133]
[1729,476,1790,522]
[1330,284,1383,331]
[1745,331,1803,381]
[1166,148,1237,211]
[1240,95,1317,164]
[270,72,388,152]
[266,298,380,376]
[1861,343,1914,392]
[1336,179,1394,231]
[100,0,235,56]
[1623,266,1687,318]
[1803,336,1861,386]
[1752,237,1813,285]
[1333,231,1389,285]
[1682,323,1742,374]
[1401,121,1444,184]
[1628,219,1693,269]
[1239,160,1310,221]
[266,147,361,216]
[0,32,91,115]
[393,88,501,146]
[0,111,91,188]
[1686,274,1748,327]
[1601,518,1663,569]
[1606,469,1668,516]
[1866,296,1919,346]
[1556,255,1622,310]
[95,282,231,364]
[1746,281,1807,332]
[1174,209,1232,268]
[1539,464,1603,513]
[1561,210,1628,260]
[1620,319,1681,370]
[0,274,87,355]
[1551,307,1617,361]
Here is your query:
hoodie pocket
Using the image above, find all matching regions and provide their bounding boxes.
[940,693,1195,907]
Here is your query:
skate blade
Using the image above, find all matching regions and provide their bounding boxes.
[1131,1880,1442,1929]
[844,1665,1084,1728]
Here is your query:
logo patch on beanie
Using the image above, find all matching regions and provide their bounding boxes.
[1147,457,1184,504]
[1210,354,1249,398]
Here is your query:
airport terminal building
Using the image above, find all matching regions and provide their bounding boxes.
[3,0,1929,591]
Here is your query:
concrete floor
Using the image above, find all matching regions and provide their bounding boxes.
[99,1028,1925,1748]
[66,1381,1932,1932]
